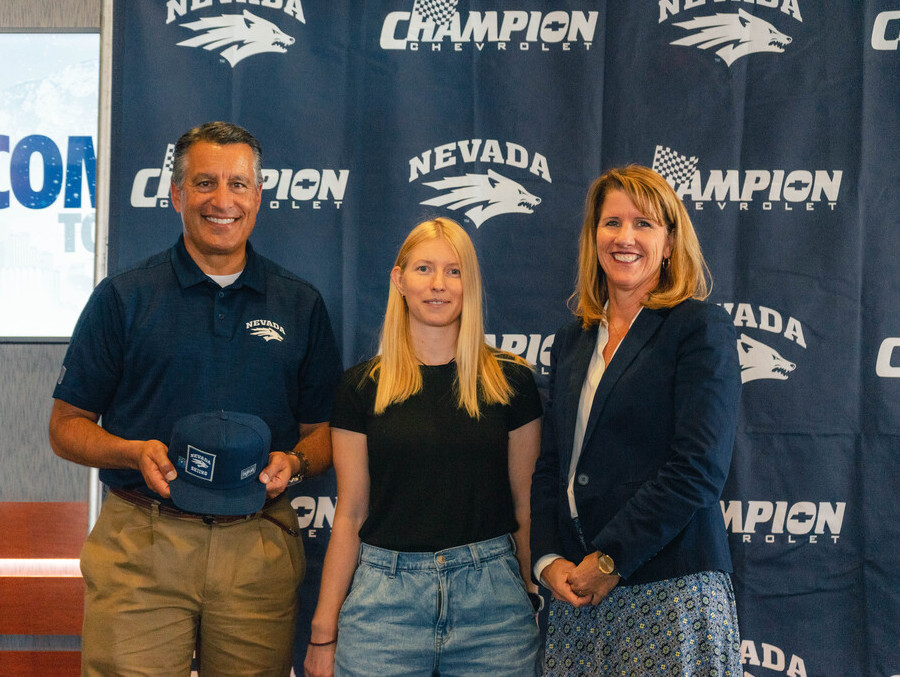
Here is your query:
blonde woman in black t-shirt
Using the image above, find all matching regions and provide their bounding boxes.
[305,218,542,677]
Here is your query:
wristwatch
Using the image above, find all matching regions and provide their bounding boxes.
[596,551,620,576]
[283,449,310,484]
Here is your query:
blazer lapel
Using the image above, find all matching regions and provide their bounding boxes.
[560,324,598,470]
[580,308,667,454]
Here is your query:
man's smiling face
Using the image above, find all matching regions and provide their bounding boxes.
[171,141,262,275]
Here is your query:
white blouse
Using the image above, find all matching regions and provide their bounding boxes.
[535,308,642,582]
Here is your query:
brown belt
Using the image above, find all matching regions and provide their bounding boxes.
[109,487,298,535]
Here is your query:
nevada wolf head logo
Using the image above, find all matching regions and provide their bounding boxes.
[250,327,284,342]
[671,9,791,66]
[177,10,297,67]
[737,333,796,383]
[420,169,541,228]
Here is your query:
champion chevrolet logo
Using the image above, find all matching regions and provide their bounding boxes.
[129,144,348,210]
[380,5,599,52]
[651,145,842,212]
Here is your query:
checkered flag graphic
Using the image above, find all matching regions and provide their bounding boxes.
[158,143,177,187]
[412,0,459,26]
[163,144,176,173]
[652,145,699,186]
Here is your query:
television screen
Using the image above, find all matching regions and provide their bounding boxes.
[0,32,99,340]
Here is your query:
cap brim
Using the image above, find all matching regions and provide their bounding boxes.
[169,478,266,516]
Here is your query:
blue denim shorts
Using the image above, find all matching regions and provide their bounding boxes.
[334,534,539,677]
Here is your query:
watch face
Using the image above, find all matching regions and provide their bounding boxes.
[597,553,615,574]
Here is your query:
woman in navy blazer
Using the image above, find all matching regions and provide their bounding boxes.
[531,165,743,675]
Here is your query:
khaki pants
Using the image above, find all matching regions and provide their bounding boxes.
[80,491,305,676]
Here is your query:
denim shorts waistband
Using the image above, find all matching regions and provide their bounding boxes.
[358,534,514,573]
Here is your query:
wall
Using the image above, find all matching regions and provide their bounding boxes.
[0,0,100,500]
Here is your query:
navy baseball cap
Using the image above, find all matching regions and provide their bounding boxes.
[167,411,271,516]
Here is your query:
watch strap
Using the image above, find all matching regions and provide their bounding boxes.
[283,449,309,484]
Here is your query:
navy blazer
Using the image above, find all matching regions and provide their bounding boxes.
[531,299,741,586]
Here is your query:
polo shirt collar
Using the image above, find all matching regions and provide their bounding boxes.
[171,235,266,293]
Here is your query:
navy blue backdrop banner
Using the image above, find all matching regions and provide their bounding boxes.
[106,2,900,675]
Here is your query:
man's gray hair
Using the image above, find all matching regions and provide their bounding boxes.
[171,121,263,188]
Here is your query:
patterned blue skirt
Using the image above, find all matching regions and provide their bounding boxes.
[543,571,742,677]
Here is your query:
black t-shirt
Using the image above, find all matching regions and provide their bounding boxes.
[332,358,542,552]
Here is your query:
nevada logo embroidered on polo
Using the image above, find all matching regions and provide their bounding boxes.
[246,319,286,342]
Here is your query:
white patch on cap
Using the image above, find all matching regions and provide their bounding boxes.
[185,446,216,482]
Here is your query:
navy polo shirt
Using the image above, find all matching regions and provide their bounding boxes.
[54,236,343,489]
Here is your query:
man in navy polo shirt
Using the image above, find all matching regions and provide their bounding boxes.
[49,121,343,676]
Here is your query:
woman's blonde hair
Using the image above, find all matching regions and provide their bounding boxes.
[571,164,711,327]
[369,217,524,417]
